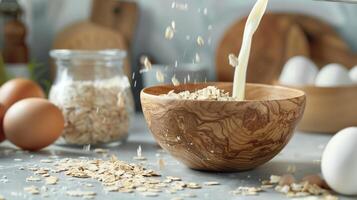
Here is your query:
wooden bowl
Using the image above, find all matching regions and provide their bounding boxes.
[141,82,306,171]
[292,85,357,133]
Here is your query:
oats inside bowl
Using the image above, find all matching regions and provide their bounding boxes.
[163,86,238,101]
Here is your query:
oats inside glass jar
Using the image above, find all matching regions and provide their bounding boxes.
[50,77,133,145]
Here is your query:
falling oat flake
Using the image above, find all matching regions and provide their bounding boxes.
[195,53,201,63]
[143,57,152,70]
[156,70,165,83]
[228,54,239,67]
[137,145,142,157]
[171,75,180,86]
[171,2,188,11]
[165,26,175,40]
[171,21,176,30]
[197,36,205,46]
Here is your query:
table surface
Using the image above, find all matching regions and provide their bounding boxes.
[0,114,354,200]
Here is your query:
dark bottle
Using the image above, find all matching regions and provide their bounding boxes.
[0,0,29,77]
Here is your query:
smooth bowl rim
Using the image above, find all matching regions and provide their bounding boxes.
[141,82,305,103]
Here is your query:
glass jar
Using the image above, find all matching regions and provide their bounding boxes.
[49,49,134,146]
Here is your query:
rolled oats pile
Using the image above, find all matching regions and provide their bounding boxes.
[164,86,238,101]
[50,77,133,145]
[35,155,212,197]
[260,175,338,199]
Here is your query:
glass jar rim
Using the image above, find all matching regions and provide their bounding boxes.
[50,49,126,61]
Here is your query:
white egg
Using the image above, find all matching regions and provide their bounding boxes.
[349,65,357,83]
[315,63,353,87]
[321,127,357,195]
[279,56,318,86]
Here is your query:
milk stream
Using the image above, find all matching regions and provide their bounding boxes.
[232,0,269,100]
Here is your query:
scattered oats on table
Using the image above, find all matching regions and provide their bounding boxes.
[24,185,40,195]
[142,192,159,197]
[203,181,220,186]
[45,176,58,185]
[261,174,337,199]
[269,175,282,184]
[166,176,182,182]
[26,176,41,182]
[40,159,53,163]
[94,148,109,154]
[66,190,96,198]
[232,186,263,196]
[186,182,201,189]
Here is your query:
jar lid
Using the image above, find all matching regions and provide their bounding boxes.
[50,49,126,61]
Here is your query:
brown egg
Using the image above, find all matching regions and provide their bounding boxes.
[0,104,6,142]
[0,78,45,110]
[4,98,64,151]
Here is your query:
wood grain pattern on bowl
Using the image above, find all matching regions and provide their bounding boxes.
[292,85,357,133]
[141,83,306,171]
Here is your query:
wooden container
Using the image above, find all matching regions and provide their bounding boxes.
[141,82,306,171]
[292,85,357,133]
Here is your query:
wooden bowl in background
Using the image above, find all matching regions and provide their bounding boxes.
[141,83,306,171]
[290,85,357,133]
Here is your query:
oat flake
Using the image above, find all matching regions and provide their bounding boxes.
[156,70,165,83]
[204,181,220,186]
[165,26,175,40]
[228,54,239,67]
[24,186,40,195]
[45,176,58,185]
[143,57,152,70]
[26,176,41,182]
[171,75,180,86]
[66,190,96,197]
[196,36,205,46]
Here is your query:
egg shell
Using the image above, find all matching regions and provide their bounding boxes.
[349,65,357,83]
[321,127,357,195]
[4,98,64,151]
[0,78,45,110]
[315,63,353,87]
[0,104,6,143]
[279,56,318,86]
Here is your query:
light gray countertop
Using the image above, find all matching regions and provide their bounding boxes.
[0,114,355,200]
